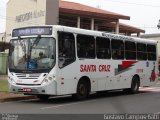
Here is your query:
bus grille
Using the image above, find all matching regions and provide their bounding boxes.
[15,73,41,80]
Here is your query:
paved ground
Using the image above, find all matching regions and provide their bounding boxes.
[1,74,160,120]
[0,87,160,120]
[0,87,160,114]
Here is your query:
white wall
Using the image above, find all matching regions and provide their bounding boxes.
[6,0,47,42]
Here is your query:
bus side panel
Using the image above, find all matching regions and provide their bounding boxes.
[56,60,158,95]
[77,59,98,92]
[56,63,78,95]
[142,61,158,86]
[105,60,133,90]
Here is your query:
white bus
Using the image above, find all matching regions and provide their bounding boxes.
[8,25,158,100]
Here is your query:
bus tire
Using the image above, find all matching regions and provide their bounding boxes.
[130,76,140,94]
[37,95,50,101]
[73,80,89,100]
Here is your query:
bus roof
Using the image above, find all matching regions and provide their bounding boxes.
[53,25,157,45]
[12,25,157,45]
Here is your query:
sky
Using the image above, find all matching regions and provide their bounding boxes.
[0,0,160,34]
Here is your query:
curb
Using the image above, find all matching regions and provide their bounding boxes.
[0,93,36,103]
[0,75,7,80]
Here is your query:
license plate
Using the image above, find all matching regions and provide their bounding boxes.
[22,88,32,92]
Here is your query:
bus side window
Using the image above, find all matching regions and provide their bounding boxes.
[147,44,156,61]
[111,39,124,60]
[77,34,95,59]
[96,37,111,59]
[137,43,147,60]
[125,41,136,60]
[58,32,76,68]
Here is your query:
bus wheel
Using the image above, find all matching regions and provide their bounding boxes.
[37,95,50,101]
[130,76,140,93]
[74,80,89,100]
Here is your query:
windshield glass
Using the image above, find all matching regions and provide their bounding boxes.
[9,37,56,72]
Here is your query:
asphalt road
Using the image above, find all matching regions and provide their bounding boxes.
[0,87,160,120]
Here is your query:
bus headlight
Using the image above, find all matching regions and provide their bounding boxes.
[48,76,53,81]
[47,76,56,81]
[9,77,16,85]
[44,78,49,83]
[41,76,55,85]
[41,78,49,85]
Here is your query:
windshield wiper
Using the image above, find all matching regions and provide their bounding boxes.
[18,36,26,53]
[30,35,41,55]
[31,35,41,47]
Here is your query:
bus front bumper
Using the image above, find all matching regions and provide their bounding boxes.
[8,81,57,95]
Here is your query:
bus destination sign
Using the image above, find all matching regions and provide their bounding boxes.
[12,27,52,37]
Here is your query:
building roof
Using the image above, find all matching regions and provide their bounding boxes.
[59,0,144,34]
[6,0,144,34]
[59,0,130,20]
[140,33,160,38]
[99,22,145,33]
[119,23,145,33]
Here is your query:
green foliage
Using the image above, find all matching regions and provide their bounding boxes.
[0,80,8,92]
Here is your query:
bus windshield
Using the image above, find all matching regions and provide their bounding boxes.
[9,37,56,72]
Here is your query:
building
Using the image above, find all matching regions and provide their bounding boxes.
[58,0,145,35]
[4,0,145,43]
[0,0,146,74]
[0,0,145,52]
